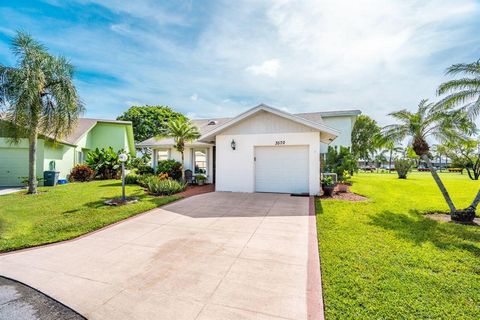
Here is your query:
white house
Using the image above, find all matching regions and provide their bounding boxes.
[137,104,361,195]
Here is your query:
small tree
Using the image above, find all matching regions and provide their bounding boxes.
[352,115,381,165]
[443,138,480,180]
[0,32,83,193]
[325,146,358,179]
[157,118,200,181]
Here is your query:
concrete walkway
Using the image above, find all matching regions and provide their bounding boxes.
[0,187,23,196]
[0,192,323,320]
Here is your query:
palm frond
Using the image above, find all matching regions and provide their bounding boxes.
[437,78,480,95]
[436,90,479,109]
[445,60,480,77]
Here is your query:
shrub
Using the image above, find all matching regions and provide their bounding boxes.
[156,159,182,180]
[395,159,413,179]
[125,173,140,184]
[145,177,186,195]
[137,174,155,188]
[128,154,154,175]
[325,146,358,179]
[85,147,124,179]
[195,174,207,182]
[70,165,95,182]
[339,170,352,184]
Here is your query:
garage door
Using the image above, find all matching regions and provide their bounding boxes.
[0,148,29,186]
[255,145,309,194]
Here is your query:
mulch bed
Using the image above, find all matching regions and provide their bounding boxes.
[320,191,368,201]
[177,184,215,198]
[425,213,480,226]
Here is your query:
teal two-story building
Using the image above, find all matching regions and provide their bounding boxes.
[0,118,135,186]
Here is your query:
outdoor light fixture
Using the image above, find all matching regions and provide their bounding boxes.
[119,153,128,201]
[231,139,236,150]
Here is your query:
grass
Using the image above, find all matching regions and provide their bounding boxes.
[0,180,180,252]
[317,172,480,319]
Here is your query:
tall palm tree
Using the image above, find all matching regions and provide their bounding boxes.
[437,60,480,117]
[438,59,480,219]
[0,32,83,194]
[158,118,200,181]
[383,99,476,220]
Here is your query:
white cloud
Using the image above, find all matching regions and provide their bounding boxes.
[246,59,281,77]
[3,0,478,124]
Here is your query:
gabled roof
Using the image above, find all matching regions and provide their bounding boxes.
[198,104,340,144]
[1,115,135,154]
[136,117,231,148]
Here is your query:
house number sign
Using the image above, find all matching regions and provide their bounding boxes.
[275,140,286,145]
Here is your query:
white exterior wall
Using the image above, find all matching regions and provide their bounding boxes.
[215,132,321,195]
[320,116,355,153]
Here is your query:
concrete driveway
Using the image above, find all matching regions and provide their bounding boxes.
[0,192,323,320]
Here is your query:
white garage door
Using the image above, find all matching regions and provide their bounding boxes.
[255,145,309,194]
[0,148,29,186]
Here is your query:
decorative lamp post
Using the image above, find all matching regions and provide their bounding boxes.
[118,153,128,201]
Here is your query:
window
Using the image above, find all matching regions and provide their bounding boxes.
[157,149,169,162]
[77,151,84,164]
[194,149,207,174]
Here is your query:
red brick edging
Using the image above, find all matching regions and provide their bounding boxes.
[307,196,326,320]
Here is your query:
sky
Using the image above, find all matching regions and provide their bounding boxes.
[0,0,479,125]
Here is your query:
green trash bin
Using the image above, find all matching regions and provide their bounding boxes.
[43,171,60,186]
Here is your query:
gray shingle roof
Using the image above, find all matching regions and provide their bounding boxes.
[137,108,361,147]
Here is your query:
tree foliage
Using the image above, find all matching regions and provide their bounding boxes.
[0,32,83,193]
[437,60,480,117]
[157,118,200,181]
[351,115,381,161]
[85,147,124,180]
[117,105,186,142]
[441,138,480,180]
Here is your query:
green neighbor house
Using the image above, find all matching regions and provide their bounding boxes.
[0,118,135,187]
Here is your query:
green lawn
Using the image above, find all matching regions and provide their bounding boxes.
[0,180,179,252]
[317,172,480,319]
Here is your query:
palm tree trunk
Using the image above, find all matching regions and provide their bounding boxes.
[421,154,456,213]
[389,150,393,173]
[181,151,185,182]
[468,191,480,211]
[27,129,38,194]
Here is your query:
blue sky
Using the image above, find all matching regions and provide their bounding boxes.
[0,0,479,124]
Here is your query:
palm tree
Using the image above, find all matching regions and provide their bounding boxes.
[437,60,480,117]
[0,32,83,194]
[383,99,476,220]
[158,118,200,181]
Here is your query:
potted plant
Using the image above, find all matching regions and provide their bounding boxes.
[195,174,207,185]
[337,170,352,193]
[321,176,335,197]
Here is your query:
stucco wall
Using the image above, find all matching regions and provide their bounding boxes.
[215,132,321,195]
[86,123,131,153]
[43,141,75,180]
[320,116,355,153]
